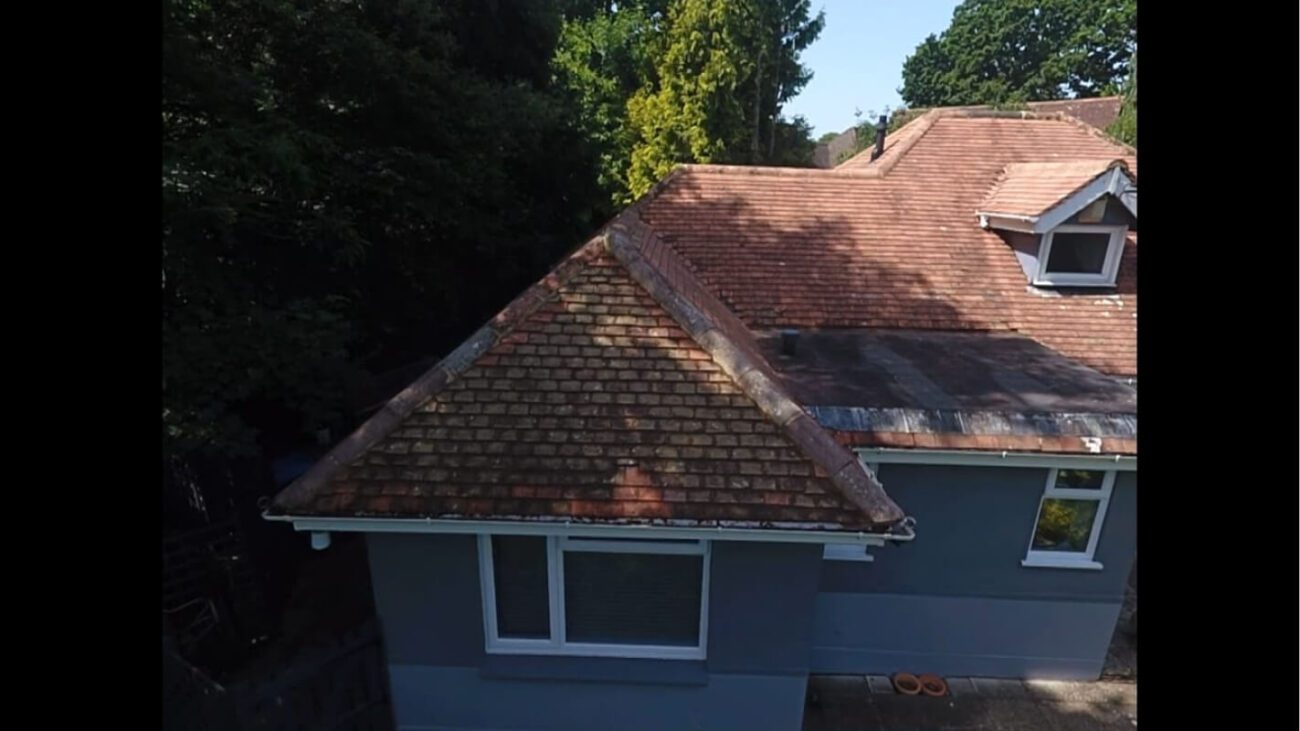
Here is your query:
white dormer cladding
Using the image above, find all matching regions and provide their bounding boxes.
[977,160,1137,288]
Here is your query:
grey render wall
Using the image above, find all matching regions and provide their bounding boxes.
[367,533,824,731]
[813,464,1137,680]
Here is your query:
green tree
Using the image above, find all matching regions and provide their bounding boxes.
[900,0,1136,107]
[163,0,603,457]
[552,3,664,205]
[624,0,824,197]
[1106,52,1136,147]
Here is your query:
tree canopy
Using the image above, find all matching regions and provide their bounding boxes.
[1106,52,1136,147]
[163,0,827,461]
[555,0,824,202]
[163,0,604,457]
[900,0,1136,107]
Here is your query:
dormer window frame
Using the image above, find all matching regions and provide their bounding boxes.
[1033,222,1128,288]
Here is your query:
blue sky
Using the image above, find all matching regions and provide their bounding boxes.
[784,0,962,137]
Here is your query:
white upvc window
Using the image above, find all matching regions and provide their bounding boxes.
[1034,224,1127,287]
[478,535,710,660]
[1021,468,1115,570]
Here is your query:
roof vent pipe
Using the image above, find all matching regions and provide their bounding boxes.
[870,115,887,161]
[779,329,800,357]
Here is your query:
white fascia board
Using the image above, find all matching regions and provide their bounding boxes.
[264,514,904,545]
[976,212,1038,233]
[855,447,1136,471]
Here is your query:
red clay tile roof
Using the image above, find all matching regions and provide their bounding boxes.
[646,111,1136,376]
[838,97,1124,172]
[1025,96,1124,131]
[835,110,936,172]
[979,159,1132,220]
[273,106,1140,529]
[272,219,905,531]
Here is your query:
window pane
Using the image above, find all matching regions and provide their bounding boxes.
[564,552,703,646]
[491,536,550,639]
[1054,469,1105,490]
[1031,499,1099,553]
[1045,232,1110,274]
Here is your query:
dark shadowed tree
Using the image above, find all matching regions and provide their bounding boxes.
[163,0,603,457]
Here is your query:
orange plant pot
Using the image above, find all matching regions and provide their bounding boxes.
[918,673,948,697]
[892,672,922,695]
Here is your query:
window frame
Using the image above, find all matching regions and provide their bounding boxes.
[478,535,710,660]
[1033,224,1127,287]
[1021,468,1116,570]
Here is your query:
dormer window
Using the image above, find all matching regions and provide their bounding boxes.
[1035,224,1126,286]
[977,159,1137,290]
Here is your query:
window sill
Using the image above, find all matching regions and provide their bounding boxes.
[823,544,874,562]
[1021,556,1104,571]
[479,654,708,686]
[1031,278,1118,288]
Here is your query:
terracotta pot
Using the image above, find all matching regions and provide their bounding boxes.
[918,673,948,697]
[892,672,922,695]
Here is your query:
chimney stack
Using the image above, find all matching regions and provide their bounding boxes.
[870,114,887,161]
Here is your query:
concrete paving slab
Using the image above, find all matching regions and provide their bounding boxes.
[971,678,1028,697]
[867,675,896,694]
[946,677,977,697]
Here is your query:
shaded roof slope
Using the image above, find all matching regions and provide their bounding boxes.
[272,219,905,531]
[757,329,1137,455]
[643,113,1136,375]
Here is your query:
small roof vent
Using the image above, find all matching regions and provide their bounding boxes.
[780,329,800,357]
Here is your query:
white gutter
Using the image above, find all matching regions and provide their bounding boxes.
[263,513,915,545]
[855,447,1136,471]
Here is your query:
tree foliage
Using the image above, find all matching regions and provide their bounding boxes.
[552,2,663,204]
[900,0,1136,107]
[556,0,824,201]
[163,0,828,461]
[163,0,604,457]
[1106,52,1136,147]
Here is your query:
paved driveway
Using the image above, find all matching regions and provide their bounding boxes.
[804,675,1137,730]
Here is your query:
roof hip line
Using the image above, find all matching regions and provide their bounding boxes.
[602,214,905,527]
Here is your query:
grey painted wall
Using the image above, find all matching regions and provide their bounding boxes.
[1002,230,1043,283]
[813,464,1136,680]
[367,534,824,731]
